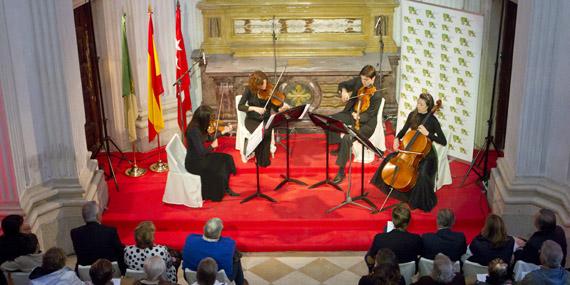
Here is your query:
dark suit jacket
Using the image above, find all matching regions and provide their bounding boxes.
[366,229,423,268]
[467,234,514,266]
[514,225,567,267]
[337,77,382,131]
[422,228,467,262]
[70,222,125,273]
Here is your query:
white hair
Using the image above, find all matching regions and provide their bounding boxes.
[204,218,223,240]
[82,201,99,223]
[431,254,455,283]
[541,240,563,268]
[143,256,166,281]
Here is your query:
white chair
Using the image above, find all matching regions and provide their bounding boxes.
[126,268,147,280]
[2,271,31,285]
[162,134,203,208]
[418,257,460,277]
[353,98,386,163]
[184,268,233,285]
[78,261,121,281]
[462,259,488,277]
[234,95,276,163]
[398,261,416,285]
[434,127,452,190]
[513,260,540,282]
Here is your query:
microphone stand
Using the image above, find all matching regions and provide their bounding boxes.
[172,59,201,134]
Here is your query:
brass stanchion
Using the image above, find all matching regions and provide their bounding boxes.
[125,142,147,177]
[149,134,168,172]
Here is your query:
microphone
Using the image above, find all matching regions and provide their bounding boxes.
[375,16,382,32]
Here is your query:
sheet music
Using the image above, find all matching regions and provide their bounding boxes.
[300,104,311,119]
[246,123,264,157]
[265,113,276,130]
[476,274,489,282]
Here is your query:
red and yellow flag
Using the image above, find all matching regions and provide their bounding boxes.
[147,6,164,142]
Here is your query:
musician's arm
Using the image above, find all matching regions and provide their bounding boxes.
[397,112,414,139]
[238,89,251,112]
[428,118,447,146]
[337,77,359,94]
[359,92,381,123]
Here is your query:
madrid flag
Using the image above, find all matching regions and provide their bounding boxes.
[147,7,165,142]
[175,2,192,132]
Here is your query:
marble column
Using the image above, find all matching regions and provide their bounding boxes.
[490,0,570,238]
[0,0,105,252]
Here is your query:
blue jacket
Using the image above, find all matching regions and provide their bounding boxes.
[519,267,570,285]
[182,234,236,278]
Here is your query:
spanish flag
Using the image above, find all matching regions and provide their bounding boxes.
[147,6,164,142]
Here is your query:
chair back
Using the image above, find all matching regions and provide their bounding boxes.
[78,264,91,281]
[513,260,540,282]
[125,268,147,280]
[462,259,488,277]
[399,261,416,285]
[166,133,187,173]
[418,257,460,277]
[3,271,31,285]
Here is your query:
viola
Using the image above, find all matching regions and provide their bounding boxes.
[257,82,286,107]
[354,85,376,130]
[380,100,442,192]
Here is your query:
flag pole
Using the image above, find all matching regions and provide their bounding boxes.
[125,142,147,177]
[149,134,169,172]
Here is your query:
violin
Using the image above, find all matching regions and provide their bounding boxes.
[207,118,226,136]
[257,82,286,107]
[354,85,376,130]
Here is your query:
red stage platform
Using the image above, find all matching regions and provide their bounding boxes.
[101,132,494,252]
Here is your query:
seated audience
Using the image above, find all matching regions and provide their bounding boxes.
[192,257,226,285]
[0,215,29,265]
[422,208,467,262]
[519,240,570,285]
[71,201,125,273]
[514,208,567,267]
[468,214,514,266]
[124,221,178,283]
[29,247,84,285]
[89,259,114,285]
[182,218,245,285]
[359,248,405,285]
[413,253,465,285]
[365,205,423,270]
[1,233,42,272]
[134,256,177,285]
[477,258,512,285]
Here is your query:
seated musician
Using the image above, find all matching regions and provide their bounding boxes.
[371,92,447,212]
[330,65,383,183]
[238,70,289,167]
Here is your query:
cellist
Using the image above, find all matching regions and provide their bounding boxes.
[371,92,447,212]
[330,65,383,184]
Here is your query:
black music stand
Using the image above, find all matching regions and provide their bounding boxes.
[271,105,308,191]
[353,126,385,213]
[240,125,277,204]
[327,125,381,214]
[308,113,344,191]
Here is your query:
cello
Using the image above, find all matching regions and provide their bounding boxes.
[380,99,442,192]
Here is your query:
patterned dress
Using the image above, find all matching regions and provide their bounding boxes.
[124,244,177,282]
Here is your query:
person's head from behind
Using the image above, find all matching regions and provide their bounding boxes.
[540,240,563,269]
[372,263,401,285]
[143,256,167,282]
[375,248,398,267]
[189,105,214,134]
[42,247,66,272]
[431,254,455,283]
[392,205,411,230]
[437,208,455,230]
[197,257,218,285]
[82,201,100,223]
[134,221,155,249]
[22,233,40,255]
[204,218,223,240]
[535,208,557,232]
[90,259,114,285]
[1,214,23,235]
[486,258,509,285]
[481,214,508,248]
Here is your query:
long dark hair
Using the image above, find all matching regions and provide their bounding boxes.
[481,214,509,248]
[188,105,213,134]
[410,92,435,129]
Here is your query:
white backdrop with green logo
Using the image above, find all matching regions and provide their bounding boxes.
[398,0,483,161]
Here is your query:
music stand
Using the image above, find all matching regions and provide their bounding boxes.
[308,113,345,191]
[352,125,385,213]
[270,105,308,191]
[240,124,277,204]
[327,125,380,214]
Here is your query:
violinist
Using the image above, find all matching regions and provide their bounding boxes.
[371,92,446,212]
[330,65,383,184]
[238,70,290,167]
[185,105,240,201]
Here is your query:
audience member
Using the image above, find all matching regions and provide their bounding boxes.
[476,258,512,285]
[413,253,465,285]
[1,233,42,272]
[359,248,405,285]
[365,205,423,271]
[0,215,29,265]
[519,240,570,285]
[422,209,467,262]
[468,215,514,266]
[182,218,246,285]
[515,208,567,267]
[124,221,178,283]
[192,257,227,285]
[71,201,125,273]
[89,259,114,285]
[133,256,177,285]
[29,247,84,285]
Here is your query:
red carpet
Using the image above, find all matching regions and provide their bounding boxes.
[100,130,496,252]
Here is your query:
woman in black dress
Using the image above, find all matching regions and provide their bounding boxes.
[185,105,239,201]
[238,70,289,167]
[371,92,446,212]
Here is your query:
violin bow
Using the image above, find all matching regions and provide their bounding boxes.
[263,65,288,109]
